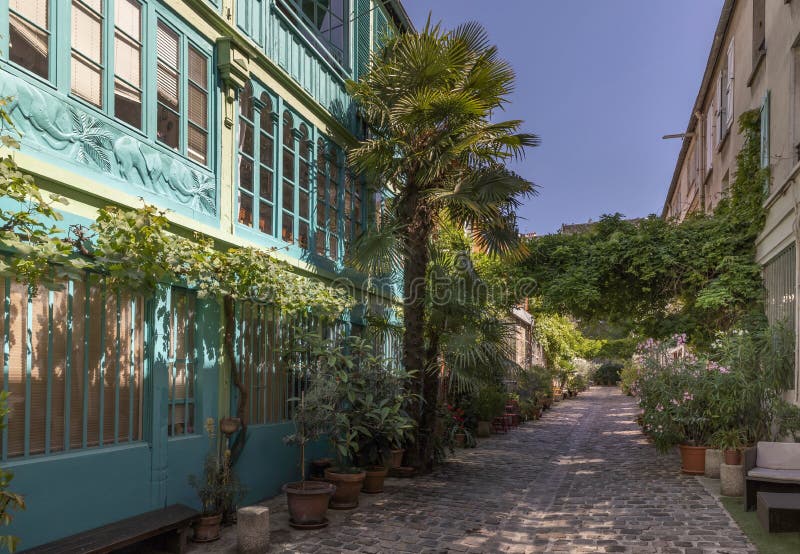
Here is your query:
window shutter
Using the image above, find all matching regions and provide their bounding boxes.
[761,90,770,173]
[355,0,370,81]
[726,39,735,129]
[373,5,389,50]
[716,76,724,143]
[706,100,714,171]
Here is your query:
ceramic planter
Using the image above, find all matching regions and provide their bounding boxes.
[283,481,336,529]
[724,448,742,465]
[192,513,223,542]
[477,421,492,438]
[324,468,366,509]
[389,448,404,468]
[362,466,389,494]
[679,444,707,475]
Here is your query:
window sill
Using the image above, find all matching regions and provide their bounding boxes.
[764,159,800,209]
[747,48,767,88]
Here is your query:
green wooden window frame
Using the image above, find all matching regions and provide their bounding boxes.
[276,0,349,68]
[7,0,53,81]
[314,137,343,260]
[236,0,264,47]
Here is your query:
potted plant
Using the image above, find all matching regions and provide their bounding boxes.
[283,388,337,529]
[188,418,246,542]
[711,428,746,466]
[475,387,505,437]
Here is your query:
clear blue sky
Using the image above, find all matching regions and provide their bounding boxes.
[402,0,725,235]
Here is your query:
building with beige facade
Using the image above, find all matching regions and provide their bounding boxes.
[662,0,800,404]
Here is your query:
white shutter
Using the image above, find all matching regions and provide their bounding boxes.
[716,77,724,143]
[11,0,48,28]
[761,91,771,169]
[726,39,735,129]
[115,0,141,41]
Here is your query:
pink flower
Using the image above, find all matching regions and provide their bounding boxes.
[683,392,693,402]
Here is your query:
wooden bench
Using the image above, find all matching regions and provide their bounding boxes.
[757,492,800,533]
[20,504,198,554]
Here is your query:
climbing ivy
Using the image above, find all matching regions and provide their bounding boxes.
[521,111,768,347]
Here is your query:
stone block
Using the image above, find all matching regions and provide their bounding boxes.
[704,449,722,479]
[238,505,270,554]
[720,463,744,497]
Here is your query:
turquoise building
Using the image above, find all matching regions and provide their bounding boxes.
[0,0,411,547]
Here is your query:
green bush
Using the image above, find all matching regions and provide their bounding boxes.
[474,387,506,422]
[593,362,623,385]
[619,360,639,396]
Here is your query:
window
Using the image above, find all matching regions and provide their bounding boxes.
[315,139,342,260]
[795,47,800,162]
[237,0,264,46]
[167,288,196,436]
[717,39,735,142]
[238,84,276,235]
[1,276,144,461]
[8,0,50,79]
[156,20,211,165]
[753,0,766,66]
[114,0,143,129]
[298,124,311,249]
[281,111,296,243]
[705,99,714,172]
[278,0,348,66]
[71,0,104,107]
[764,244,796,347]
[343,170,364,255]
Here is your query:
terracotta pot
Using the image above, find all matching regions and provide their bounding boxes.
[283,480,336,529]
[362,466,389,494]
[679,444,707,475]
[534,408,542,419]
[477,421,492,438]
[324,468,366,509]
[192,513,223,542]
[310,457,333,478]
[454,432,466,447]
[219,417,241,436]
[724,448,742,466]
[389,448,404,468]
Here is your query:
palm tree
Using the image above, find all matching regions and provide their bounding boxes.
[346,21,538,468]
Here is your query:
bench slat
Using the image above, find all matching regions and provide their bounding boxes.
[21,504,198,554]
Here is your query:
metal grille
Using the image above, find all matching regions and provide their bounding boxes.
[764,244,796,330]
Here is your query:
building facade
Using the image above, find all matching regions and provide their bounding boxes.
[0,0,411,547]
[662,0,799,405]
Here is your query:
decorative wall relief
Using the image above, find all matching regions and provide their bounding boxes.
[0,71,217,217]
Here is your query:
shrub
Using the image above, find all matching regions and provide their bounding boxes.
[474,387,506,422]
[593,362,623,385]
[619,360,639,396]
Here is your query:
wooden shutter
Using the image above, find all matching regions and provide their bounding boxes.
[706,99,714,171]
[726,39,735,129]
[761,91,770,169]
[355,0,371,81]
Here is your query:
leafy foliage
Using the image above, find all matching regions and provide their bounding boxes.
[520,111,768,347]
[0,393,24,553]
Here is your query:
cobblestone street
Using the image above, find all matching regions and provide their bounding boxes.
[191,387,755,553]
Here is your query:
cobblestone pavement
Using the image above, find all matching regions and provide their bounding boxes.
[188,387,755,553]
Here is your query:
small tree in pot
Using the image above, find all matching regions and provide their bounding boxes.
[188,418,246,542]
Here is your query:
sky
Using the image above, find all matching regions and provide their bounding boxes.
[401,0,725,235]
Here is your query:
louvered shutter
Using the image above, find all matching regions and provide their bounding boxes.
[355,0,370,81]
[726,39,734,129]
[373,5,389,50]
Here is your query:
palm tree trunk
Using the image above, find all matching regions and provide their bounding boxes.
[399,189,436,470]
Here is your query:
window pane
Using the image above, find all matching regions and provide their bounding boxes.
[188,125,207,165]
[157,22,179,67]
[299,221,309,248]
[241,83,253,120]
[259,134,273,167]
[115,33,141,87]
[115,0,141,41]
[259,167,273,201]
[329,235,338,259]
[259,203,273,235]
[115,79,142,128]
[315,230,325,256]
[188,46,207,86]
[240,122,254,156]
[283,112,294,147]
[188,84,207,128]
[283,149,294,181]
[299,190,309,219]
[157,105,180,149]
[157,65,179,110]
[11,0,48,27]
[9,12,49,79]
[282,213,293,243]
[71,56,103,106]
[239,192,254,226]
[239,157,254,192]
[72,1,103,60]
[283,182,294,212]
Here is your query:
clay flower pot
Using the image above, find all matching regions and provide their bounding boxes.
[219,417,241,436]
[310,457,333,479]
[477,421,492,438]
[324,468,366,509]
[192,512,223,542]
[362,466,389,494]
[454,432,466,447]
[389,448,405,468]
[724,448,742,466]
[283,481,336,529]
[679,444,707,475]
